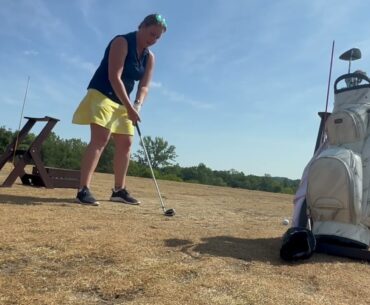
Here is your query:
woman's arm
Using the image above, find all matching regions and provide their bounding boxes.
[135,51,155,107]
[108,36,140,123]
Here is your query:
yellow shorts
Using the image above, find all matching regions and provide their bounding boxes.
[72,89,134,135]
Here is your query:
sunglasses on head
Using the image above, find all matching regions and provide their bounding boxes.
[155,14,167,28]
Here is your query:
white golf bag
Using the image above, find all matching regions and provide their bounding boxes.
[281,49,370,261]
[306,71,370,248]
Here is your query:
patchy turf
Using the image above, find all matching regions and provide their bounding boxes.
[0,164,369,305]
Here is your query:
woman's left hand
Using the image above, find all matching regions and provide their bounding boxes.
[127,105,141,125]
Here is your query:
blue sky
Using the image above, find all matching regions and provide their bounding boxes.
[1,0,370,179]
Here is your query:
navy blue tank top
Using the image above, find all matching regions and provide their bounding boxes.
[88,31,149,104]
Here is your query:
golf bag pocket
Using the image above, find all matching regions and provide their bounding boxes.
[307,147,363,225]
[325,106,369,145]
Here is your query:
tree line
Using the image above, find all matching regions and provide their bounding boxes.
[0,126,300,194]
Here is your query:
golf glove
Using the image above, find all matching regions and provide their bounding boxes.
[133,100,142,113]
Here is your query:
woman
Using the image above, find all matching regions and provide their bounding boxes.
[72,14,167,206]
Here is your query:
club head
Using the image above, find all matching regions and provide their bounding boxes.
[164,208,176,217]
[339,48,361,61]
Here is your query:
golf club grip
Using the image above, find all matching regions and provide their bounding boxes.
[135,123,142,136]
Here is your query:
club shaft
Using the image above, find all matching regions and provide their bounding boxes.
[13,76,30,164]
[318,40,335,151]
[324,40,335,114]
[136,124,167,212]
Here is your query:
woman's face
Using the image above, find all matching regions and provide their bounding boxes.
[139,24,164,48]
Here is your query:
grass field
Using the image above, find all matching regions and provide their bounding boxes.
[0,164,369,305]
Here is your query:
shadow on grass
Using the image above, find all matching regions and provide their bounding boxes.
[0,193,75,205]
[164,236,344,265]
[165,236,282,264]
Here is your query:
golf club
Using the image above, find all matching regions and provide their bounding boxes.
[339,48,363,88]
[135,123,176,217]
[339,47,361,73]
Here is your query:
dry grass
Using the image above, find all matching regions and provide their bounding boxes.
[0,163,369,305]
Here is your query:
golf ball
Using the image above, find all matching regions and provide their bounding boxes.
[282,218,290,225]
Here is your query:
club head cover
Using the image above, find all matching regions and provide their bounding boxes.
[280,227,316,261]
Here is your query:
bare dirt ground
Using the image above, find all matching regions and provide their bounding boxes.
[0,164,369,305]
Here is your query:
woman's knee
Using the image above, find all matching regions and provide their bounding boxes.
[113,135,133,153]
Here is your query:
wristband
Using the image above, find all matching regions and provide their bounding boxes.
[133,100,142,112]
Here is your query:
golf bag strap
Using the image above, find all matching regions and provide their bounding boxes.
[316,242,370,262]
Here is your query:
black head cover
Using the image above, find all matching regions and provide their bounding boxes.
[280,227,316,261]
[339,48,361,61]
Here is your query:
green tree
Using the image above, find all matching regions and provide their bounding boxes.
[133,136,177,169]
[40,132,87,170]
[0,126,14,154]
[0,126,300,195]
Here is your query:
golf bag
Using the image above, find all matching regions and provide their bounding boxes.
[281,70,370,261]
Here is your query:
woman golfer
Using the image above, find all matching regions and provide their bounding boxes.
[72,14,167,206]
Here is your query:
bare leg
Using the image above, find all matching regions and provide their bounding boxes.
[79,124,111,188]
[111,133,133,189]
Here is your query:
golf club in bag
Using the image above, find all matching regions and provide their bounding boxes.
[135,123,176,217]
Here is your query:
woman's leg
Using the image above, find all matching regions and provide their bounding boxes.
[111,133,133,189]
[79,124,111,188]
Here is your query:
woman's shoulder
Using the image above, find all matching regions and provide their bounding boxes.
[111,34,127,42]
[120,31,136,42]
[109,32,135,44]
[109,35,128,50]
[112,32,139,49]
